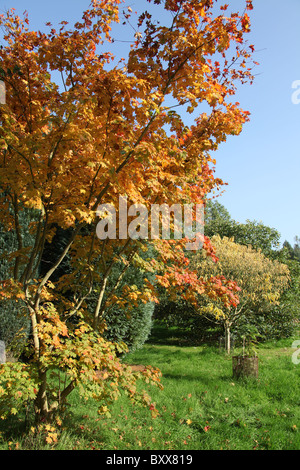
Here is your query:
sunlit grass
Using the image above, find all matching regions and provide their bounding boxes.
[1,327,300,450]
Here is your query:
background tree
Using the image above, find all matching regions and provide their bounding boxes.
[294,237,300,262]
[0,0,255,423]
[283,237,300,262]
[155,200,284,342]
[156,201,299,347]
[191,235,290,353]
[203,202,299,344]
[272,240,300,339]
[205,200,281,257]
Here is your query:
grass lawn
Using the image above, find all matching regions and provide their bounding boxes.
[1,325,300,450]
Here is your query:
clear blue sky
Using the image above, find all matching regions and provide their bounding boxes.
[1,0,299,246]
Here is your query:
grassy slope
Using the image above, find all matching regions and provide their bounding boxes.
[1,326,300,450]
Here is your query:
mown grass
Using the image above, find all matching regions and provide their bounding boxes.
[1,326,300,450]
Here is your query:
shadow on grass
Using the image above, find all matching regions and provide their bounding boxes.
[0,412,29,446]
[161,372,232,384]
[147,324,220,348]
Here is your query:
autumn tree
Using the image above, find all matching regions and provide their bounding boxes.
[0,0,255,423]
[191,236,290,353]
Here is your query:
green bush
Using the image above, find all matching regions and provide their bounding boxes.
[0,206,39,358]
[103,301,154,354]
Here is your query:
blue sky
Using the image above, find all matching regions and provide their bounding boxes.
[1,0,299,246]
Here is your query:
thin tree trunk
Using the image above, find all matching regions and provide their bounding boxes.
[225,322,231,354]
[93,238,132,327]
[34,368,49,422]
[93,276,108,328]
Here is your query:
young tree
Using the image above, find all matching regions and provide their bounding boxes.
[0,0,255,422]
[191,236,290,353]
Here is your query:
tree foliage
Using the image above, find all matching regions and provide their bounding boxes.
[205,200,281,257]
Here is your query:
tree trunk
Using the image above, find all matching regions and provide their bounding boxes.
[93,276,108,328]
[232,356,259,379]
[224,323,231,354]
[34,368,76,422]
[34,368,49,422]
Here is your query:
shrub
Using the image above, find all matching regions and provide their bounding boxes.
[103,301,154,353]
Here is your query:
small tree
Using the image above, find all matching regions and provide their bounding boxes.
[192,236,290,353]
